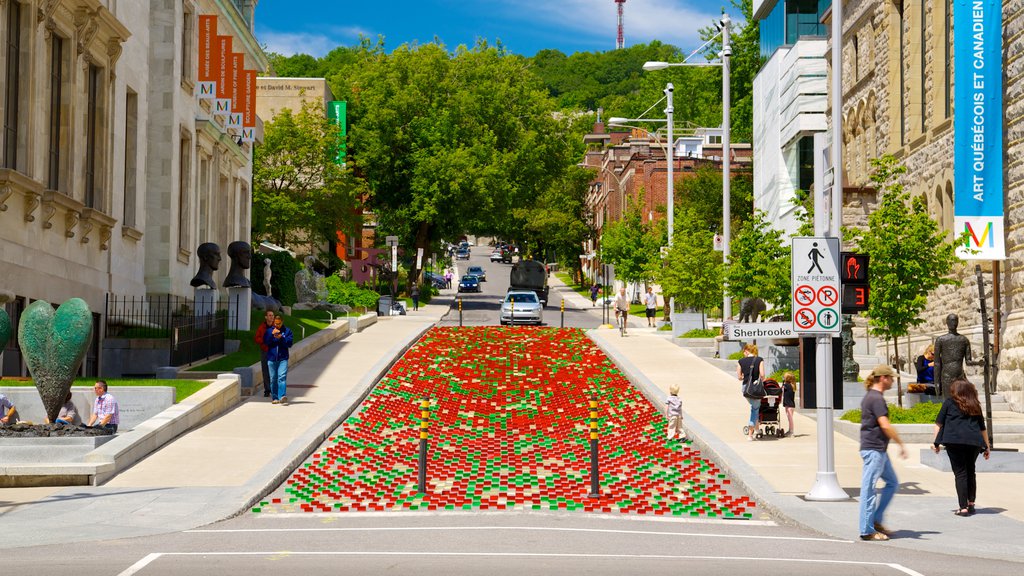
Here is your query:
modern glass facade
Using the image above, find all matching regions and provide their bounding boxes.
[759,0,831,58]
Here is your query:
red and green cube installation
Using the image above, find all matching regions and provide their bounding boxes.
[254,327,754,518]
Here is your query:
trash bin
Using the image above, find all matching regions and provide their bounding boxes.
[378,295,393,316]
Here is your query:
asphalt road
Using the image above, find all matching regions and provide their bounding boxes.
[4,510,1018,575]
[436,248,617,329]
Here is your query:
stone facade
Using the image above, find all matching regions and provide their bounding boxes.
[0,0,267,376]
[831,1,1024,411]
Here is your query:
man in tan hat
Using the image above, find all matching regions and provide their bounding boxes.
[858,364,907,541]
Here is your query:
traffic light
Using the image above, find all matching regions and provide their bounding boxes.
[840,252,869,313]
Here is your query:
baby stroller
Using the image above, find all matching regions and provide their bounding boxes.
[743,379,785,439]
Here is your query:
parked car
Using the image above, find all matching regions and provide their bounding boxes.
[466,265,487,282]
[490,250,504,262]
[500,291,544,325]
[458,275,481,293]
[423,271,447,289]
[456,248,470,260]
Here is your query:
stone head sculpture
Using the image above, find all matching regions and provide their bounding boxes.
[946,313,959,333]
[191,242,221,289]
[224,241,253,288]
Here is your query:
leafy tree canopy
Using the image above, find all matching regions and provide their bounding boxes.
[658,206,723,313]
[601,190,662,285]
[726,210,791,316]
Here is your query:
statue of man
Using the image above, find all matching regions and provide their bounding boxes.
[223,241,253,288]
[933,313,983,398]
[263,258,273,297]
[190,243,221,289]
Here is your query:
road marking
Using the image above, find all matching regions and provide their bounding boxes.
[117,551,924,575]
[187,525,847,544]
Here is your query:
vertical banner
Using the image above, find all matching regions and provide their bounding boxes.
[240,69,257,142]
[214,35,233,117]
[326,100,347,166]
[227,53,244,129]
[954,0,1005,260]
[196,15,217,99]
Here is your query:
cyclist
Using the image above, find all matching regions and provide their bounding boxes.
[613,286,630,336]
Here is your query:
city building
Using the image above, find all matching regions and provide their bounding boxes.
[0,0,267,376]
[751,0,831,238]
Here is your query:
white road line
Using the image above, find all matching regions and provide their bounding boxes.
[115,553,162,576]
[187,525,848,544]
[117,551,923,575]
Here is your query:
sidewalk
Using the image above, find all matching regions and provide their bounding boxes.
[0,296,454,550]
[548,274,1024,562]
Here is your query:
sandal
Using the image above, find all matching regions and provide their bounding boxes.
[968,504,976,514]
[954,508,971,517]
[860,532,889,541]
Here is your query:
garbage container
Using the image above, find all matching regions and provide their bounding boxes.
[377,295,393,316]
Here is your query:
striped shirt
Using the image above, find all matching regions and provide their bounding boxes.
[93,393,120,426]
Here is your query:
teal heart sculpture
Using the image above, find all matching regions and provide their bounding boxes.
[0,309,10,355]
[18,299,94,423]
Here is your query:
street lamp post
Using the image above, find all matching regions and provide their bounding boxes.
[665,84,674,246]
[644,13,731,319]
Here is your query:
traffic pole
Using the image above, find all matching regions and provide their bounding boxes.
[588,394,600,498]
[458,298,463,327]
[417,398,429,494]
[561,298,565,328]
[511,298,515,326]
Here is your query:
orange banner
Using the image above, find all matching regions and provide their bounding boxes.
[215,36,233,100]
[244,69,256,127]
[230,53,243,109]
[197,15,217,82]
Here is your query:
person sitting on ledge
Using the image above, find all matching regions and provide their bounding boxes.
[0,392,17,425]
[85,381,119,433]
[46,392,80,426]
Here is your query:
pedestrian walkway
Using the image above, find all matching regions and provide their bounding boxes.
[0,297,454,550]
[581,310,1024,562]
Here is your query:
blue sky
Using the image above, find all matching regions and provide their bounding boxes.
[254,0,740,57]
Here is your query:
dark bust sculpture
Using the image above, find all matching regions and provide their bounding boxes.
[223,241,252,288]
[933,313,982,398]
[190,242,221,289]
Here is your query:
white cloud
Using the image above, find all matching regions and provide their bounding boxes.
[256,28,349,57]
[492,0,727,51]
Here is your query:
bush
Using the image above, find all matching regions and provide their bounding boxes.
[253,251,301,306]
[840,401,942,424]
[727,351,744,360]
[325,275,380,309]
[768,369,799,384]
[680,328,719,338]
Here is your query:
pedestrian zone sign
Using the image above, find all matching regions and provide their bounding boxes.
[791,237,841,335]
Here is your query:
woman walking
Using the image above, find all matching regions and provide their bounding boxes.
[932,379,991,516]
[736,343,765,441]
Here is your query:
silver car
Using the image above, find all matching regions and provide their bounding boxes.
[500,291,544,325]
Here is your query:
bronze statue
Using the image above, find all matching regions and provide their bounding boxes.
[223,241,252,288]
[933,313,982,398]
[190,242,221,289]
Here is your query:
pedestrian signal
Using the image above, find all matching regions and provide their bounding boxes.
[840,252,869,283]
[840,252,869,313]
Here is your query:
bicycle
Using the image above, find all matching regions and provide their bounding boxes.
[616,309,627,337]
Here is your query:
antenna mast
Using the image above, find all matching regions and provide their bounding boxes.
[615,0,626,49]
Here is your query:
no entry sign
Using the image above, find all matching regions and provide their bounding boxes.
[791,237,841,335]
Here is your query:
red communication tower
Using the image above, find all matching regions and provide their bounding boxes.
[615,0,626,49]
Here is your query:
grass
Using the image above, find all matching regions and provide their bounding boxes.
[555,272,594,301]
[727,351,744,360]
[840,401,942,424]
[768,369,800,384]
[186,309,335,372]
[680,328,719,338]
[658,324,673,331]
[0,378,209,402]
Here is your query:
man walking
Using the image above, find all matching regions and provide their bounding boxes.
[85,381,120,433]
[411,283,420,311]
[254,310,275,397]
[858,365,907,541]
[644,286,658,327]
[267,314,294,405]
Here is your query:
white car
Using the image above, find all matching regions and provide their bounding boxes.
[500,291,544,325]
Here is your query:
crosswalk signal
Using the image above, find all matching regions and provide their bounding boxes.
[840,252,869,313]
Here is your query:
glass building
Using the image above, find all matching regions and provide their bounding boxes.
[758,0,832,59]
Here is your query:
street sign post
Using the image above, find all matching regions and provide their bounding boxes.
[791,237,841,335]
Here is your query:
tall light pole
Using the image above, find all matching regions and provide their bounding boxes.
[644,13,731,318]
[665,84,675,245]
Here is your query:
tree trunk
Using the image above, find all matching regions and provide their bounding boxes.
[410,220,431,293]
[894,335,904,408]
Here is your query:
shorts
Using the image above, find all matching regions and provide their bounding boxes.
[645,308,656,318]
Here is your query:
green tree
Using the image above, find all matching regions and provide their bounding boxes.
[849,155,962,406]
[515,165,593,280]
[676,164,755,237]
[601,190,662,286]
[699,0,762,142]
[726,210,791,316]
[657,206,723,318]
[252,101,364,252]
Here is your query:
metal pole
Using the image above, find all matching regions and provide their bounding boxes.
[459,298,463,327]
[976,265,995,448]
[417,398,429,494]
[721,14,732,321]
[806,2,848,502]
[561,297,565,328]
[665,83,674,247]
[588,394,600,498]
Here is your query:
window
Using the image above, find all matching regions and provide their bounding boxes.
[178,131,192,251]
[708,135,722,144]
[797,136,815,193]
[944,0,952,118]
[920,0,926,130]
[896,0,906,145]
[181,6,194,84]
[852,35,859,82]
[785,0,827,44]
[85,64,102,209]
[48,35,65,190]
[123,89,138,227]
[3,0,22,169]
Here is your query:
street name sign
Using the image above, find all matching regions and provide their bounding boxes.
[725,322,796,341]
[791,236,841,335]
